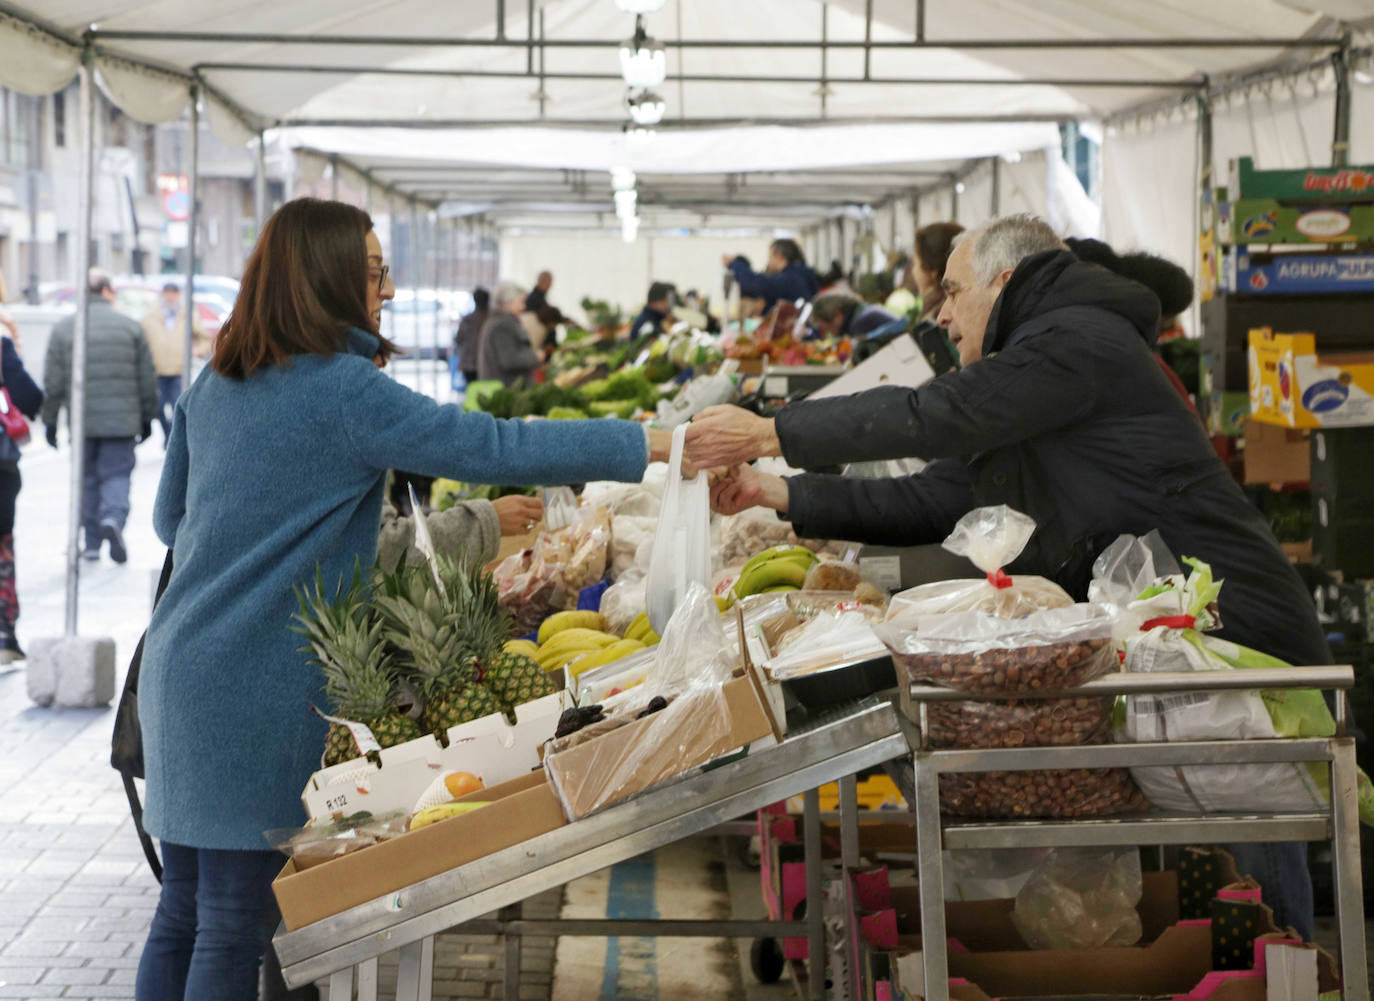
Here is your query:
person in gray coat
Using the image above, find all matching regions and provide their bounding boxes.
[477,281,542,386]
[41,270,158,564]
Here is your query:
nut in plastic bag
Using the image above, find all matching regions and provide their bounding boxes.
[1012,847,1144,950]
[264,811,409,870]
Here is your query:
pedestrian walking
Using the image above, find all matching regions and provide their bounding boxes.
[0,273,43,662]
[41,269,159,564]
[141,282,209,446]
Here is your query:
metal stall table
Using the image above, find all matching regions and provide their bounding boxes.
[275,696,909,1000]
[894,665,1369,1001]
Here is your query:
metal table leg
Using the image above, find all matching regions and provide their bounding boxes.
[327,967,351,1000]
[1330,737,1370,1001]
[839,773,861,870]
[502,903,524,999]
[913,753,949,1001]
[356,957,378,1001]
[394,936,435,1001]
[803,787,825,1001]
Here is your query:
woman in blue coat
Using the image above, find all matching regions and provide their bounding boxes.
[0,303,44,662]
[134,199,670,1001]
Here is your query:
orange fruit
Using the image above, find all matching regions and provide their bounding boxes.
[444,771,484,798]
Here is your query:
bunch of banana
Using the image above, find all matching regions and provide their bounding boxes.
[535,627,619,672]
[732,545,818,600]
[623,611,661,646]
[503,639,539,659]
[537,610,607,645]
[409,801,488,830]
[566,637,646,679]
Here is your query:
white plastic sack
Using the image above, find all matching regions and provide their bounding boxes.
[644,424,712,635]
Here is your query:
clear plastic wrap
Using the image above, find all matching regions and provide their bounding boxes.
[877,604,1116,696]
[937,768,1147,819]
[886,506,1073,620]
[716,507,847,569]
[609,514,657,580]
[765,610,886,680]
[264,811,409,869]
[545,585,739,819]
[926,696,1114,749]
[1012,848,1144,950]
[598,572,647,637]
[784,589,888,623]
[495,506,612,632]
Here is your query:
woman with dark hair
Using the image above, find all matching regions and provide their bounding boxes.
[134,198,670,1001]
[910,221,965,322]
[0,271,42,663]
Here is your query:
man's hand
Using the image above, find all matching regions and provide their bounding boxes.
[708,465,790,516]
[685,405,781,470]
[492,494,545,536]
[44,424,57,449]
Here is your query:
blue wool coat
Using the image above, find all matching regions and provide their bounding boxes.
[140,328,649,850]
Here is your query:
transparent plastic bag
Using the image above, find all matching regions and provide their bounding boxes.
[647,582,735,695]
[926,696,1114,749]
[765,610,886,680]
[598,572,647,637]
[645,424,713,635]
[496,506,612,631]
[1012,848,1144,950]
[264,811,409,869]
[886,506,1073,619]
[876,604,1116,696]
[609,514,657,580]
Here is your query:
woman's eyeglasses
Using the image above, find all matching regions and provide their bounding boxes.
[368,265,390,293]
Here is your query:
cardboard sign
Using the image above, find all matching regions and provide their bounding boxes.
[1228,156,1374,203]
[1222,251,1374,294]
[1248,327,1374,428]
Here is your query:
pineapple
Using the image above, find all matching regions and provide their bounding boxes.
[292,568,422,767]
[450,563,556,714]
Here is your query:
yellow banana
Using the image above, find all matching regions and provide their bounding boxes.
[739,545,817,579]
[537,610,607,646]
[409,801,489,830]
[567,638,646,679]
[537,643,606,671]
[624,611,651,642]
[537,628,618,655]
[504,639,539,658]
[734,557,810,599]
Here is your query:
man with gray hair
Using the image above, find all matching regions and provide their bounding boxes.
[477,281,541,386]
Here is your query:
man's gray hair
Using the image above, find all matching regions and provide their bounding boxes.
[492,281,526,310]
[955,214,1066,285]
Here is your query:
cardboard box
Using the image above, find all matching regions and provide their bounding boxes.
[1221,199,1374,246]
[1243,419,1310,484]
[543,672,777,820]
[273,771,565,930]
[1248,327,1374,428]
[300,692,564,821]
[807,333,935,401]
[1222,250,1374,295]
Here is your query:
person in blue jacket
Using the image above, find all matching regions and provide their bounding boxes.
[723,238,820,312]
[808,292,900,340]
[0,297,43,662]
[133,198,673,1001]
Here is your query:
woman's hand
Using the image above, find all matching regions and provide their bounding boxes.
[685,406,781,469]
[708,465,789,516]
[492,494,545,536]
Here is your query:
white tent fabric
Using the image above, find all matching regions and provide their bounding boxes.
[0,11,79,96]
[95,57,191,124]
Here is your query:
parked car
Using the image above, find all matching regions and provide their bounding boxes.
[40,274,238,338]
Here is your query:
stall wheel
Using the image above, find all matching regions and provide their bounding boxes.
[750,936,785,984]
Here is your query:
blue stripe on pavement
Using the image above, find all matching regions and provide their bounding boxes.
[600,851,659,1001]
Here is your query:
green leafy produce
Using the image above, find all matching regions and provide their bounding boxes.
[587,399,639,419]
[546,406,589,420]
[582,370,659,409]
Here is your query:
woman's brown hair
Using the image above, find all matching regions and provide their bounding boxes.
[914,221,965,319]
[212,198,396,379]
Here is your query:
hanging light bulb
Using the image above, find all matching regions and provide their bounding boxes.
[615,0,666,12]
[624,124,656,152]
[614,189,638,219]
[610,166,637,192]
[627,90,666,126]
[621,215,641,243]
[619,17,667,88]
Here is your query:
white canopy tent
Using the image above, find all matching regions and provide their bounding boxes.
[1,0,1371,628]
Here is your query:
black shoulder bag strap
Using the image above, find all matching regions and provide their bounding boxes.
[110,549,175,883]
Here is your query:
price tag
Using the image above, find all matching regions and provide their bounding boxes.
[859,556,902,592]
[312,706,382,758]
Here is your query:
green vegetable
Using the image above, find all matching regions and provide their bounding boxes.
[587,399,639,419]
[546,406,589,420]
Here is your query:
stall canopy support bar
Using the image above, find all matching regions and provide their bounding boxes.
[1331,33,1352,168]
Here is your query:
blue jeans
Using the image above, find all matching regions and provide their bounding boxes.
[156,375,183,440]
[135,841,284,1001]
[1225,841,1315,942]
[81,436,136,550]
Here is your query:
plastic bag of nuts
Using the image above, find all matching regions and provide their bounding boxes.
[877,604,1117,696]
[938,768,1148,819]
[927,696,1114,749]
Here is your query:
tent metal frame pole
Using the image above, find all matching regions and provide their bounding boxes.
[1331,33,1351,168]
[330,154,340,200]
[183,84,200,391]
[92,29,1343,50]
[820,4,829,119]
[254,130,268,235]
[278,113,1076,128]
[949,173,960,222]
[64,50,97,635]
[409,199,419,381]
[863,0,873,81]
[431,211,441,399]
[916,0,926,43]
[194,62,1204,89]
[990,156,1001,216]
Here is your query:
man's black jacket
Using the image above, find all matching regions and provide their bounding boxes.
[777,249,1330,668]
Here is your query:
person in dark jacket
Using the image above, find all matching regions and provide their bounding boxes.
[454,286,489,384]
[477,282,541,386]
[42,270,158,564]
[687,214,1330,937]
[724,239,820,311]
[0,331,43,662]
[629,281,675,341]
[809,292,899,339]
[524,270,554,314]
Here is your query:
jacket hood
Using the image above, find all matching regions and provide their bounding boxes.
[983,249,1161,357]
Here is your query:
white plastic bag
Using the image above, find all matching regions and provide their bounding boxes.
[885,506,1072,620]
[644,424,712,635]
